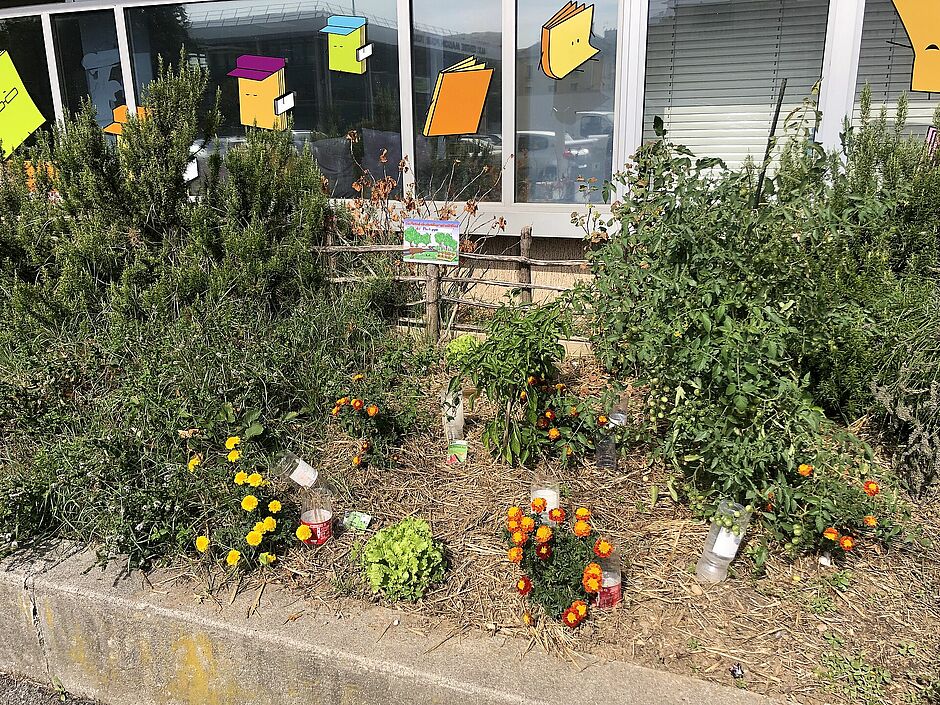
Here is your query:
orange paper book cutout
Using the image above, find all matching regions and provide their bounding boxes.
[541,2,600,80]
[103,105,150,135]
[422,57,493,137]
[892,0,940,92]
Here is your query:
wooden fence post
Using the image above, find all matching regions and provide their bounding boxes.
[519,225,533,305]
[425,264,440,340]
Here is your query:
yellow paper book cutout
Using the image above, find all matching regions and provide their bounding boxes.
[540,2,600,80]
[0,50,45,159]
[892,0,940,92]
[227,56,291,131]
[423,57,493,137]
[321,16,373,75]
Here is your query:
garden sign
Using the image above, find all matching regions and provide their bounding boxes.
[402,219,460,266]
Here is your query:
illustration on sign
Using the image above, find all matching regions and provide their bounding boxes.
[892,0,940,93]
[0,51,45,159]
[227,55,295,130]
[321,16,374,75]
[103,104,150,136]
[403,219,461,266]
[540,2,600,80]
[423,57,493,137]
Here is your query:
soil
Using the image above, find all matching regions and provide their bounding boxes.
[223,358,939,705]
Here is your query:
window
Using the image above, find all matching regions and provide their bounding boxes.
[53,11,125,128]
[411,0,502,201]
[643,0,830,169]
[516,0,618,203]
[854,0,938,134]
[126,0,401,198]
[0,16,55,143]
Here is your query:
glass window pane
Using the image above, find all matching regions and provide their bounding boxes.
[126,0,401,198]
[52,11,125,129]
[516,0,618,203]
[0,15,55,149]
[644,0,829,169]
[411,1,502,201]
[854,0,938,134]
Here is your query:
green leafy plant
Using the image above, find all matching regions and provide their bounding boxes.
[360,517,446,602]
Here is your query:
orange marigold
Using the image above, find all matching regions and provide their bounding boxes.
[507,547,523,564]
[537,417,549,429]
[573,519,592,538]
[534,525,553,544]
[863,515,878,528]
[571,600,588,618]
[839,535,856,551]
[583,562,602,578]
[516,576,532,596]
[351,399,365,411]
[366,404,379,417]
[351,455,362,467]
[337,397,350,406]
[548,507,566,523]
[330,406,341,417]
[863,480,880,497]
[562,607,580,628]
[507,518,521,532]
[545,409,556,421]
[520,391,528,401]
[575,507,592,521]
[597,415,609,426]
[520,516,536,533]
[593,538,614,559]
[527,375,539,386]
[582,574,601,593]
[507,506,523,521]
[798,463,813,477]
[823,527,840,542]
[569,406,579,417]
[511,531,527,546]
[531,497,547,514]
[548,428,561,441]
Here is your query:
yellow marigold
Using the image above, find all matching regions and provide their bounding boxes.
[296,524,313,541]
[247,472,263,487]
[520,516,535,533]
[246,530,263,547]
[575,507,592,521]
[225,549,241,567]
[863,515,878,528]
[507,518,521,532]
[507,506,523,521]
[253,522,266,533]
[352,373,365,382]
[511,530,527,546]
[507,547,523,563]
[227,449,242,463]
[798,463,813,477]
[823,527,839,541]
[268,500,282,514]
[234,471,248,485]
[573,520,592,538]
[534,525,553,544]
[262,516,277,532]
[259,552,277,566]
[225,436,241,450]
[241,495,259,512]
[195,535,210,553]
[187,456,201,473]
[331,406,341,417]
[352,455,362,467]
[337,396,350,406]
[531,497,547,514]
[548,428,561,441]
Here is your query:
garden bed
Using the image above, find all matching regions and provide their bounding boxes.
[188,358,940,705]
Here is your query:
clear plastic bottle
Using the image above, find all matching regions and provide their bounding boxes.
[595,410,628,472]
[596,550,623,608]
[695,500,752,583]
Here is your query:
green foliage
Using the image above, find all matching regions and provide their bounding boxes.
[360,517,446,602]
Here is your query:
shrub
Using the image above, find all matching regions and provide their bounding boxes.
[360,518,446,601]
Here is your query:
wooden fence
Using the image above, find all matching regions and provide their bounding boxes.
[313,226,590,340]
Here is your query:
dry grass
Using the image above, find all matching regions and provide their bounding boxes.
[265,359,940,705]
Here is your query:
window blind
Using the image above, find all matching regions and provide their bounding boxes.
[854,0,939,131]
[643,0,830,169]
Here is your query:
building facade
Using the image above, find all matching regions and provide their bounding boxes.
[0,0,933,238]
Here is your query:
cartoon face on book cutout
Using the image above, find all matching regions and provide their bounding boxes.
[227,55,295,130]
[540,2,600,80]
[321,16,374,75]
[892,0,940,92]
[0,50,45,159]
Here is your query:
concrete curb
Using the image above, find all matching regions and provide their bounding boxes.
[0,546,779,705]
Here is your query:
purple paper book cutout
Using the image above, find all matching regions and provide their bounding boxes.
[227,55,286,80]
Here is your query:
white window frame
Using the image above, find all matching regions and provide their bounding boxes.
[1,0,863,236]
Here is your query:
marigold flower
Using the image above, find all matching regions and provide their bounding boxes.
[548,428,561,441]
[535,543,552,560]
[337,397,350,406]
[575,507,592,521]
[241,495,259,512]
[225,436,241,450]
[573,520,592,538]
[352,455,362,467]
[519,391,528,401]
[507,518,521,532]
[227,449,242,463]
[520,516,535,533]
[246,530,263,547]
[584,562,602,579]
[259,552,276,565]
[296,524,313,541]
[565,446,573,457]
[361,440,371,452]
[366,404,379,417]
[268,500,282,514]
[352,399,365,411]
[798,463,813,477]
[507,506,523,521]
[507,547,523,563]
[527,375,538,386]
[597,415,609,426]
[522,611,534,626]
[823,527,839,541]
[531,497,547,514]
[352,373,365,382]
[187,456,201,473]
[534,525,553,544]
[569,406,579,417]
[545,409,556,421]
[331,406,341,417]
[247,472,263,487]
[234,471,248,485]
[262,516,276,532]
[225,549,241,567]
[555,383,566,391]
[516,576,532,596]
[562,607,581,628]
[571,600,588,618]
[863,480,880,497]
[253,521,266,533]
[839,535,856,551]
[593,538,614,559]
[195,535,210,553]
[863,515,878,528]
[582,575,601,593]
[548,507,566,523]
[511,531,527,546]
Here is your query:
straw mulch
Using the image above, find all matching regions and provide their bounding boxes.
[273,359,939,705]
